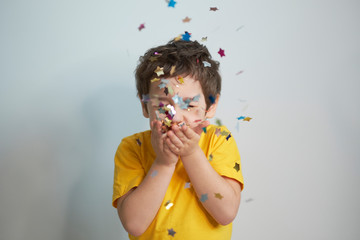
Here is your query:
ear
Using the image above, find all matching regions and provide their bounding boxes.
[139,96,150,118]
[205,94,220,119]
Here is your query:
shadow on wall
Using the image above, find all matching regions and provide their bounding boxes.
[63,84,147,240]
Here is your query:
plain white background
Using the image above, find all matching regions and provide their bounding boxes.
[1,0,359,239]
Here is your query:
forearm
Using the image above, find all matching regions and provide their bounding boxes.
[181,148,241,225]
[118,161,175,236]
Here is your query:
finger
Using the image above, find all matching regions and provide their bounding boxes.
[166,130,183,148]
[165,137,180,154]
[171,124,187,141]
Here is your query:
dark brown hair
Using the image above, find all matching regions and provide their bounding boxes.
[135,40,221,109]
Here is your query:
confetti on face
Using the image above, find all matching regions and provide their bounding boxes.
[215,128,221,136]
[201,36,207,42]
[184,182,191,189]
[136,138,142,146]
[151,170,158,177]
[202,61,211,67]
[168,228,176,237]
[177,76,184,84]
[158,79,169,89]
[182,16,191,23]
[164,87,169,96]
[220,130,229,136]
[164,200,174,210]
[214,193,224,200]
[182,31,191,41]
[200,193,208,202]
[138,23,145,31]
[226,133,232,141]
[210,7,219,11]
[218,48,225,57]
[168,0,177,8]
[233,163,240,172]
[168,85,174,95]
[154,66,164,77]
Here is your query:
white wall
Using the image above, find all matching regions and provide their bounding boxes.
[1,0,359,239]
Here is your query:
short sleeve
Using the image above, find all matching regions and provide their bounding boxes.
[204,126,244,191]
[112,137,146,208]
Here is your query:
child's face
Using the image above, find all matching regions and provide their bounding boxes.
[141,75,218,130]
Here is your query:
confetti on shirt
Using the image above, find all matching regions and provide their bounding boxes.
[136,138,141,146]
[151,77,160,83]
[215,128,221,136]
[226,133,232,141]
[218,48,225,57]
[168,228,176,237]
[138,23,145,31]
[200,193,208,202]
[202,127,207,133]
[209,154,213,161]
[214,193,224,200]
[233,163,240,172]
[164,200,174,210]
[184,182,191,189]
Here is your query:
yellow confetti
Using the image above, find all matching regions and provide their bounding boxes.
[243,117,252,121]
[214,193,223,200]
[151,77,160,83]
[154,66,164,77]
[149,56,158,62]
[170,65,176,75]
[177,76,184,84]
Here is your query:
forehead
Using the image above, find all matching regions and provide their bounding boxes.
[149,76,204,99]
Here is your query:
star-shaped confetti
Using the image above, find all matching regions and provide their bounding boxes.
[177,76,184,84]
[233,163,240,172]
[220,130,229,136]
[154,66,164,77]
[151,77,160,83]
[202,61,211,67]
[182,31,191,41]
[218,48,225,57]
[201,36,207,42]
[202,127,207,133]
[151,170,158,177]
[182,16,191,23]
[215,128,221,136]
[200,193,208,202]
[215,119,222,126]
[158,79,169,89]
[138,23,145,31]
[243,117,252,121]
[168,228,176,237]
[185,182,191,189]
[226,133,232,141]
[210,7,219,11]
[214,193,224,200]
[136,138,141,146]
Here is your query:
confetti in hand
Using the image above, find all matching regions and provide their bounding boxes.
[218,48,225,57]
[138,23,145,31]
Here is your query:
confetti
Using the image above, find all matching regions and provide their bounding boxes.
[168,0,176,8]
[149,56,158,62]
[164,200,174,210]
[226,133,232,141]
[202,61,211,67]
[215,119,222,126]
[182,31,191,41]
[210,7,219,11]
[177,76,184,84]
[154,66,164,77]
[243,117,252,121]
[215,128,221,136]
[138,23,145,31]
[233,163,240,172]
[182,16,191,23]
[136,138,142,146]
[168,228,176,237]
[214,193,224,200]
[158,79,169,89]
[184,182,191,189]
[236,70,244,75]
[151,77,160,83]
[201,36,207,42]
[174,35,182,41]
[209,95,216,104]
[151,170,158,177]
[168,85,174,95]
[192,94,200,102]
[218,48,225,57]
[164,87,169,95]
[237,116,245,120]
[170,65,176,75]
[209,154,213,161]
[200,193,208,202]
[245,198,254,203]
[178,122,186,127]
[142,94,150,103]
[202,127,207,133]
[220,130,229,136]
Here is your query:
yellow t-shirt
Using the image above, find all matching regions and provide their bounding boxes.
[112,125,244,240]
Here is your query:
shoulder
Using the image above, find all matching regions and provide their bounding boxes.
[120,130,151,146]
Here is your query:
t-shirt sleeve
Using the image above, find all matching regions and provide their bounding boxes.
[112,137,146,208]
[207,126,244,191]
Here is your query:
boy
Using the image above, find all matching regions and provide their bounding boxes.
[112,40,244,239]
